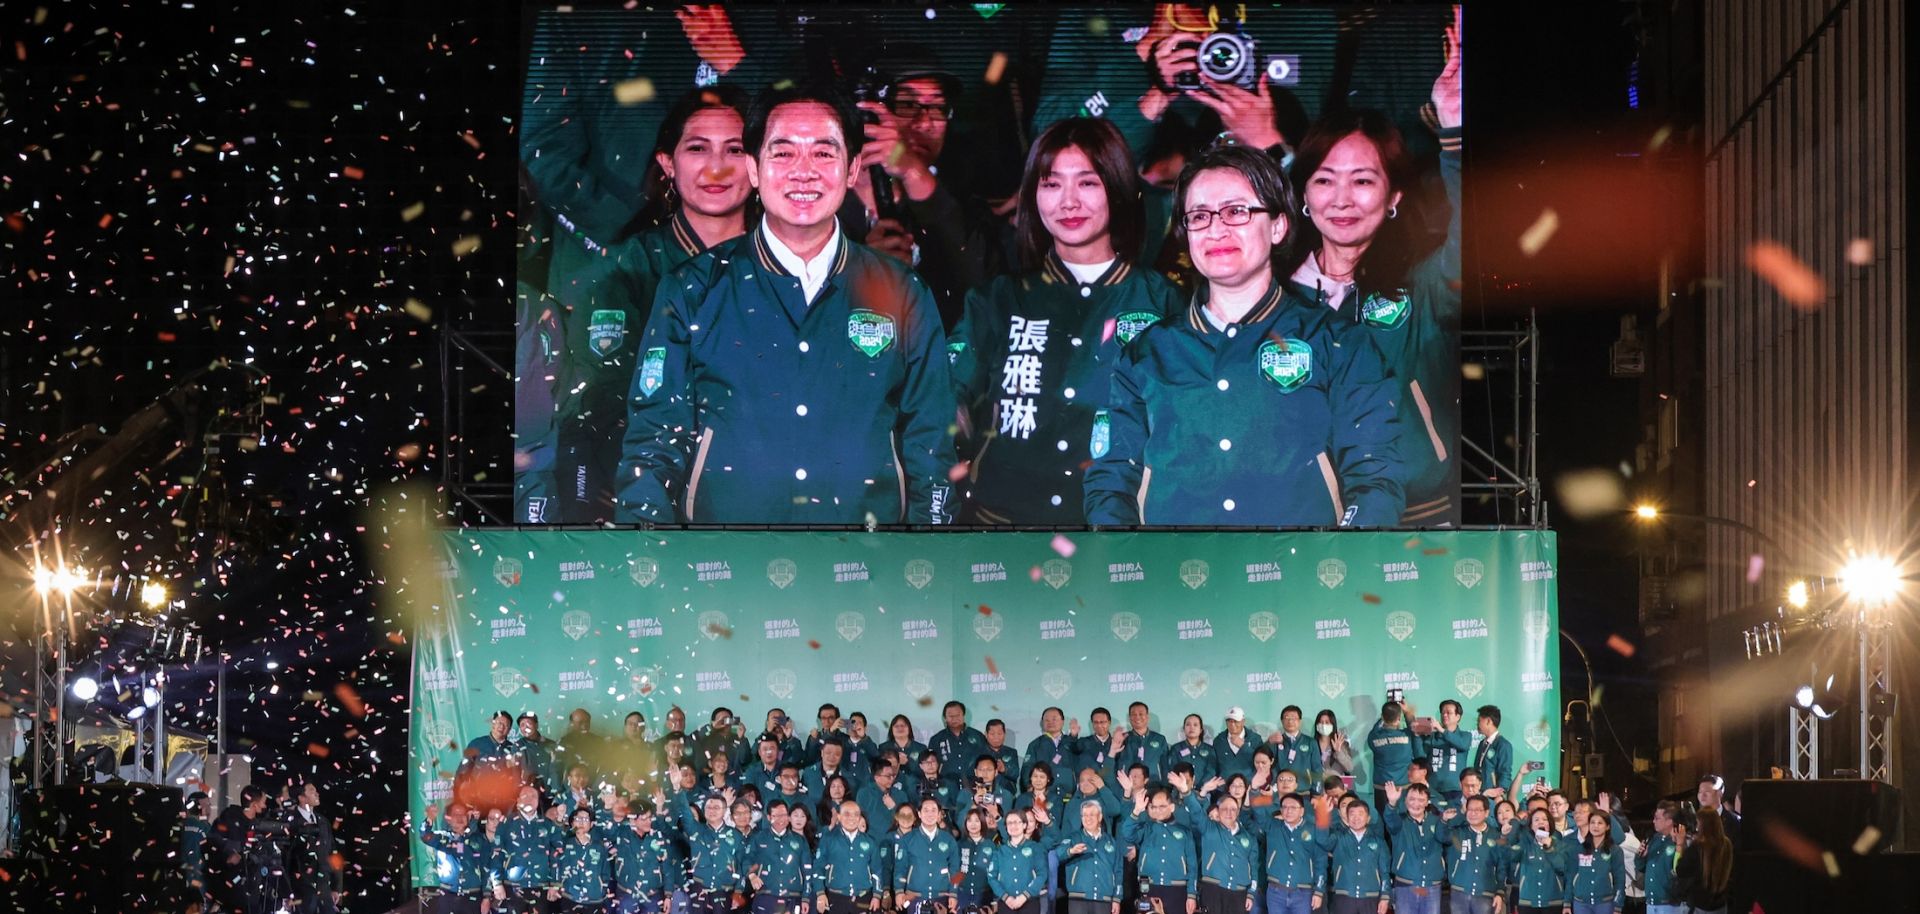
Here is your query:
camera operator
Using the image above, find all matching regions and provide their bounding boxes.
[210,784,290,914]
[849,45,1007,330]
[287,780,344,913]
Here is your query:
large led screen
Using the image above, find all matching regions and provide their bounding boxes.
[517,4,1463,528]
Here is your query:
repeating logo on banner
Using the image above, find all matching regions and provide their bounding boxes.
[1248,612,1279,642]
[493,556,523,587]
[1179,669,1210,699]
[1454,668,1487,699]
[561,610,592,641]
[904,669,935,700]
[1179,560,1210,589]
[628,555,660,587]
[1454,558,1485,589]
[767,668,797,699]
[767,558,797,590]
[1041,669,1073,699]
[836,611,866,642]
[905,559,935,590]
[492,667,527,698]
[1110,612,1141,642]
[847,309,897,358]
[424,717,457,749]
[1524,721,1552,752]
[1041,559,1073,589]
[638,347,666,397]
[1316,668,1348,699]
[631,665,665,697]
[973,612,1003,642]
[1317,558,1347,589]
[1523,606,1552,644]
[697,610,730,641]
[1385,611,1416,642]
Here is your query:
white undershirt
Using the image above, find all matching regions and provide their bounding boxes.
[1063,257,1115,285]
[763,216,842,305]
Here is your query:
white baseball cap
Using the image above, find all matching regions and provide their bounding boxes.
[1225,707,1246,722]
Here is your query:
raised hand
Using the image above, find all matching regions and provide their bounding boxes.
[674,5,746,75]
[1185,77,1285,151]
[1431,4,1462,128]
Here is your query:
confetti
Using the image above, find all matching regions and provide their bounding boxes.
[613,77,657,105]
[984,52,1008,85]
[1050,534,1076,558]
[1747,240,1826,309]
[1604,634,1636,657]
[1846,237,1873,265]
[1518,208,1558,256]
[1553,468,1626,519]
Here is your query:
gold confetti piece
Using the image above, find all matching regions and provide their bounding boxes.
[1746,240,1826,309]
[1087,16,1109,36]
[984,52,1008,85]
[1518,208,1558,257]
[1553,467,1625,519]
[451,235,482,257]
[613,77,656,105]
[1461,362,1485,380]
[404,298,432,322]
[1847,237,1873,265]
[1646,125,1672,153]
[401,201,426,222]
[1853,825,1882,855]
[1821,850,1840,878]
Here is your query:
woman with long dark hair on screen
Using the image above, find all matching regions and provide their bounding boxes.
[550,84,756,522]
[1287,8,1462,525]
[1082,141,1404,528]
[948,116,1182,524]
[1312,709,1356,781]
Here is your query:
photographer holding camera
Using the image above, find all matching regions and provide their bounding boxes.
[209,785,290,914]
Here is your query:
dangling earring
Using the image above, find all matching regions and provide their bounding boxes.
[1301,204,1311,217]
[664,177,680,212]
[1387,205,1398,220]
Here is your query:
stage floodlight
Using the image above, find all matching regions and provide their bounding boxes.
[72,676,100,701]
[1840,554,1901,606]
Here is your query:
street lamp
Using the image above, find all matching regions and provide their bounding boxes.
[1634,503,1660,520]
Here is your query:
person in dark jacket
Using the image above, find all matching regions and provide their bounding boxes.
[949,116,1182,523]
[1285,17,1462,525]
[616,83,959,525]
[209,785,284,914]
[535,85,757,523]
[1084,143,1404,527]
[1669,807,1731,914]
[286,781,342,914]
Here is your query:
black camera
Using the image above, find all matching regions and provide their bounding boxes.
[1174,14,1301,91]
[849,65,903,224]
[1135,878,1155,914]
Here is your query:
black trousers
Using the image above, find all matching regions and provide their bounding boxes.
[1196,884,1246,914]
[823,892,875,914]
[1067,899,1114,914]
[1142,884,1186,914]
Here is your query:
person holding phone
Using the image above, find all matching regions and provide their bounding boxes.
[1365,701,1415,815]
[1421,701,1472,812]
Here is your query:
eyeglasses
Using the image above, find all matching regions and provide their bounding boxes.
[1181,204,1273,232]
[887,98,953,122]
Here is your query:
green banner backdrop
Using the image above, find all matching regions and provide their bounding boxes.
[410,529,1559,886]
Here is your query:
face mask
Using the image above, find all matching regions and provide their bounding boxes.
[1316,723,1334,737]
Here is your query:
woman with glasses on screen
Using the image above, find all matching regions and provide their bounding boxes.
[1287,9,1464,526]
[948,117,1182,524]
[1082,142,1404,527]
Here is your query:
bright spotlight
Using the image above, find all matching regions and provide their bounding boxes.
[71,676,99,701]
[32,566,53,594]
[127,706,145,720]
[140,581,169,609]
[1840,554,1902,605]
[1785,580,1810,609]
[142,686,162,709]
[1797,674,1843,720]
[1633,504,1660,520]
